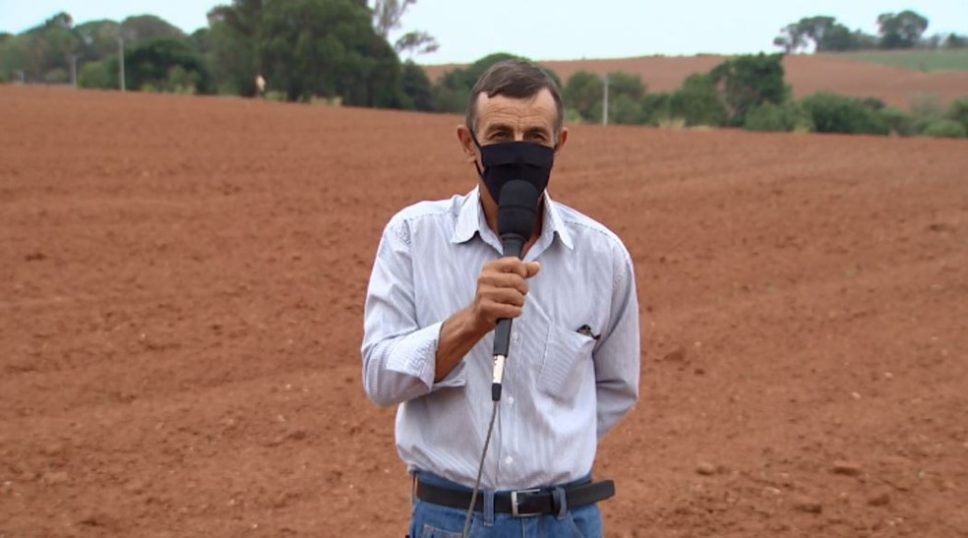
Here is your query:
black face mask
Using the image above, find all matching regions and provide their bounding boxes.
[471,131,555,203]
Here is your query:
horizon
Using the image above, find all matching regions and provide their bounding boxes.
[1,0,966,64]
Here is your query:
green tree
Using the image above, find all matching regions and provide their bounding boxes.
[372,0,414,37]
[562,70,603,122]
[401,60,434,111]
[773,16,867,53]
[190,28,211,55]
[370,1,439,58]
[121,37,211,93]
[6,12,82,82]
[877,10,929,49]
[74,20,122,62]
[670,73,727,127]
[710,53,788,126]
[259,0,403,106]
[120,15,186,43]
[208,0,264,95]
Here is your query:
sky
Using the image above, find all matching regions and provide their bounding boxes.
[1,0,966,64]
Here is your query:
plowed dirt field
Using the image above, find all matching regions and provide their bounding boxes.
[1,86,967,537]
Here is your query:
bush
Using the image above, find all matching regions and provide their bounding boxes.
[744,102,813,132]
[79,60,113,89]
[640,92,672,125]
[564,107,585,124]
[44,67,68,84]
[608,93,646,125]
[563,70,603,123]
[670,74,727,127]
[657,117,686,129]
[878,107,916,136]
[909,92,946,132]
[264,90,287,102]
[922,119,966,138]
[948,97,968,130]
[800,92,889,135]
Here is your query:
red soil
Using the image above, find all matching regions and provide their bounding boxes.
[1,86,967,537]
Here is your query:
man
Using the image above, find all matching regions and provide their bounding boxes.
[362,60,640,537]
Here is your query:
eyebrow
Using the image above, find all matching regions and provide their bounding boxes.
[484,123,514,135]
[484,123,552,136]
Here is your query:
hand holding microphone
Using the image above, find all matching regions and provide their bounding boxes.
[470,258,541,329]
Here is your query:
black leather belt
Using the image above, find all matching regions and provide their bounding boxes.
[415,478,615,517]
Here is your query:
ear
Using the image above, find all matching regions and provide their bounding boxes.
[456,125,479,164]
[554,127,569,153]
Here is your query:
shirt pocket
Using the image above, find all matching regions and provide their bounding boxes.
[537,324,596,399]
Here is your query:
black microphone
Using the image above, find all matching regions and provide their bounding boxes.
[491,180,540,401]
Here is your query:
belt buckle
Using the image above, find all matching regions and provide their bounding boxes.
[510,488,542,517]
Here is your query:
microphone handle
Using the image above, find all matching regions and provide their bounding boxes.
[491,234,526,401]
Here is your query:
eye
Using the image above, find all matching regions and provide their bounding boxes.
[526,130,550,144]
[488,129,512,142]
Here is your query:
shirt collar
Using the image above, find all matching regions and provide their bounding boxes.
[451,187,574,250]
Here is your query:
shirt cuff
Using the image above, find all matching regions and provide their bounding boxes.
[385,321,467,392]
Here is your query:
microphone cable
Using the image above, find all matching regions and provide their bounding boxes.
[462,399,498,537]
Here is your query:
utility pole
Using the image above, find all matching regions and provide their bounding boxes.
[602,73,609,126]
[118,35,126,91]
[70,54,78,88]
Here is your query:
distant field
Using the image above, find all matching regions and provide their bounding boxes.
[834,49,968,72]
[425,53,968,110]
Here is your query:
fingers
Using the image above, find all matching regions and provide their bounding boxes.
[487,257,542,278]
[476,298,524,320]
[479,271,529,295]
[473,258,542,326]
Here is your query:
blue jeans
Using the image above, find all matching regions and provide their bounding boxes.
[408,471,604,538]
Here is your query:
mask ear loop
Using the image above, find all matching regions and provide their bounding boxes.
[468,126,486,179]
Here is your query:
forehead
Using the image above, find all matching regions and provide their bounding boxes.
[475,88,557,132]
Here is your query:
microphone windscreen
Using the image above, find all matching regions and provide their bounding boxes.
[497,180,540,239]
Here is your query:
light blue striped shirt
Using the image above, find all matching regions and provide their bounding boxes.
[361,187,640,490]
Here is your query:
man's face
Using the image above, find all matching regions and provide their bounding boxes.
[458,88,568,204]
[474,88,558,148]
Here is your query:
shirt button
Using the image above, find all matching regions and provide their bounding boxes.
[505,456,513,465]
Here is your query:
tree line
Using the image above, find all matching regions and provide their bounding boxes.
[0,0,439,109]
[561,54,968,139]
[774,10,966,53]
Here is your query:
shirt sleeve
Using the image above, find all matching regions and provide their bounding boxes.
[593,241,641,439]
[360,217,466,407]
